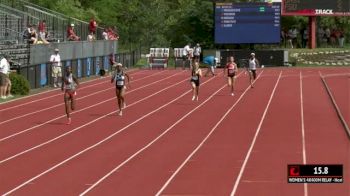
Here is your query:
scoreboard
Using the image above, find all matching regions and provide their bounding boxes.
[215,2,281,44]
[283,0,350,16]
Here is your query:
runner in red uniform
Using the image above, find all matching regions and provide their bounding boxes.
[224,56,238,96]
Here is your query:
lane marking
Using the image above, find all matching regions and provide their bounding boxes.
[0,70,169,125]
[2,71,221,195]
[0,71,184,142]
[300,71,308,196]
[230,71,282,196]
[0,69,152,111]
[0,76,189,164]
[155,71,264,196]
[80,71,243,196]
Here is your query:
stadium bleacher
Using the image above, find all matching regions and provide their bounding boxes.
[0,0,104,68]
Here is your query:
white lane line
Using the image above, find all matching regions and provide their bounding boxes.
[300,71,308,196]
[0,70,167,125]
[80,71,242,196]
[322,73,350,79]
[0,69,143,106]
[0,69,148,111]
[155,71,263,196]
[229,71,282,196]
[2,72,220,196]
[0,71,184,142]
[0,76,189,164]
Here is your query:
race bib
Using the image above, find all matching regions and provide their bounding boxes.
[117,80,124,86]
[228,69,235,74]
[192,75,199,80]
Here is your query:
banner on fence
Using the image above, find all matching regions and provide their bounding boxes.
[86,58,91,76]
[77,59,82,78]
[40,64,47,86]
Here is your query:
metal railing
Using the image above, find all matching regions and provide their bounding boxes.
[0,0,104,42]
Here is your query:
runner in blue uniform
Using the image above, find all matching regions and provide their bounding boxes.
[111,63,130,116]
[61,66,79,124]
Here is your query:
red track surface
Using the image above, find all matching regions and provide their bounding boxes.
[322,70,350,132]
[0,68,349,196]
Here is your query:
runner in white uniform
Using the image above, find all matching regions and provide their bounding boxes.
[61,66,79,124]
[248,53,260,88]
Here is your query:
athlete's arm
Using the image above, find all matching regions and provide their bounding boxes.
[73,75,79,88]
[255,59,260,67]
[111,73,115,83]
[125,73,131,87]
[224,64,227,76]
[234,63,238,73]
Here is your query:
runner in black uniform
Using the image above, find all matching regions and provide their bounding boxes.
[61,66,79,124]
[111,63,130,116]
[190,62,202,101]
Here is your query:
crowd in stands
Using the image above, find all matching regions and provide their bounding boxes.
[281,26,346,48]
[22,17,120,45]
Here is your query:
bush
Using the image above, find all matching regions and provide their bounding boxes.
[9,73,30,95]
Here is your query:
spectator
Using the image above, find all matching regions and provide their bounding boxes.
[330,28,337,47]
[50,48,62,88]
[317,26,325,47]
[87,32,95,42]
[102,28,108,40]
[301,27,308,48]
[281,28,287,48]
[112,26,120,40]
[288,26,298,48]
[67,24,80,41]
[38,20,47,40]
[339,29,345,48]
[107,27,118,40]
[193,43,201,62]
[23,24,32,40]
[182,43,192,69]
[89,17,97,35]
[0,55,14,99]
[29,27,38,44]
[325,27,331,45]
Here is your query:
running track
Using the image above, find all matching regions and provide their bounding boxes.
[0,68,349,196]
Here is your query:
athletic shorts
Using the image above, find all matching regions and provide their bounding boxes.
[52,66,62,78]
[228,73,235,78]
[0,72,7,86]
[64,90,75,100]
[116,85,125,91]
[228,69,236,78]
[190,79,200,87]
[250,69,257,79]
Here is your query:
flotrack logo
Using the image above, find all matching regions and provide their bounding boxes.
[315,9,333,14]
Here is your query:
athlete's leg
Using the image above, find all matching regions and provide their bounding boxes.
[70,92,76,111]
[64,93,71,124]
[191,82,196,100]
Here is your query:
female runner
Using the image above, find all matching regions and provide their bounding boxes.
[111,63,130,116]
[61,66,79,124]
